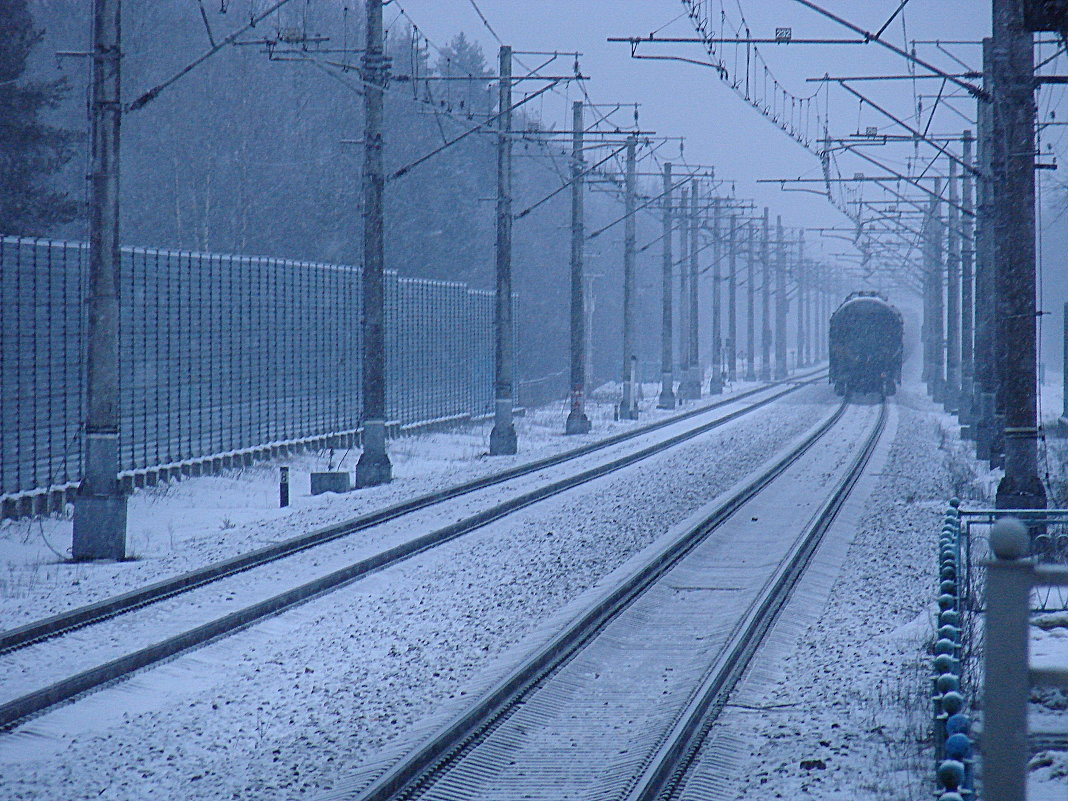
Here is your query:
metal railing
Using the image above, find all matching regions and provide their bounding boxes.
[935,508,1068,800]
[931,500,974,800]
[1,236,503,515]
[983,516,1068,801]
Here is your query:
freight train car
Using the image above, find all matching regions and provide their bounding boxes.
[829,291,903,397]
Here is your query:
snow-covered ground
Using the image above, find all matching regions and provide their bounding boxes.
[0,376,780,630]
[696,384,947,801]
[2,360,1062,801]
[0,381,833,800]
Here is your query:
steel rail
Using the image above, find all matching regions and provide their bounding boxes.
[0,368,825,658]
[627,398,887,801]
[347,397,883,801]
[0,373,827,732]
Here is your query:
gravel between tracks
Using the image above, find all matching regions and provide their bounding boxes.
[0,385,830,800]
[0,379,776,630]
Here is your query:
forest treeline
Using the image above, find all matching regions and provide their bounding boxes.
[17,0,667,399]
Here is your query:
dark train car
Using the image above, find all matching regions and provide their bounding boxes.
[829,291,903,396]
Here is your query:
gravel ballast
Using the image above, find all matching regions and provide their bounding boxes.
[0,386,832,800]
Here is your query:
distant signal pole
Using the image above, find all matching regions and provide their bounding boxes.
[73,0,127,559]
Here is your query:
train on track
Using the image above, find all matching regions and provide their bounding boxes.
[829,291,903,397]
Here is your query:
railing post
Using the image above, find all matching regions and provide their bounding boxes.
[983,517,1033,801]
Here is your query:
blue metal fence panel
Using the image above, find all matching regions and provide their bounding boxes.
[1,236,499,500]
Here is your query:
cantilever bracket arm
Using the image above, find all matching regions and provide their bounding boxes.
[128,0,299,111]
[789,0,987,100]
[836,81,979,177]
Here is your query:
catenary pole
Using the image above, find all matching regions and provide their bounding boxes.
[73,0,127,559]
[1063,302,1068,422]
[677,186,691,399]
[619,136,639,419]
[993,0,1044,509]
[760,207,772,381]
[975,38,998,460]
[709,196,723,394]
[489,45,517,454]
[797,232,806,368]
[658,162,677,409]
[354,0,392,487]
[774,214,788,379]
[566,100,591,434]
[946,157,962,412]
[991,33,1008,469]
[745,221,756,381]
[687,180,702,397]
[960,130,976,431]
[927,179,945,404]
[727,213,738,382]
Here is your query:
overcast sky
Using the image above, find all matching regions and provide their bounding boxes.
[391,1,1067,283]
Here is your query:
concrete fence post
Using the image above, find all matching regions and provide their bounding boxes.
[983,517,1032,801]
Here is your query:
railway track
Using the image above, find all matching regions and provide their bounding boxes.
[325,397,887,801]
[0,370,824,732]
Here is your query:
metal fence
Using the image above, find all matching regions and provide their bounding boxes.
[1,235,499,510]
[982,514,1068,801]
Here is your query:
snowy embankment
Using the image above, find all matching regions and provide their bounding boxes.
[0,383,830,801]
[707,386,947,801]
[682,363,1068,800]
[0,378,773,630]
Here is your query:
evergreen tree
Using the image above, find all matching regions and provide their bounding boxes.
[437,32,488,78]
[0,0,77,235]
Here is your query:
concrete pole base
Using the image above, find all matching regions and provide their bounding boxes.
[355,454,392,487]
[996,473,1047,511]
[72,492,128,560]
[958,377,974,426]
[679,380,701,401]
[565,410,591,435]
[355,420,392,487]
[974,393,995,459]
[989,413,1006,470]
[489,398,518,455]
[489,423,518,455]
[975,422,993,461]
[657,375,676,409]
[619,380,639,420]
[708,374,722,395]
